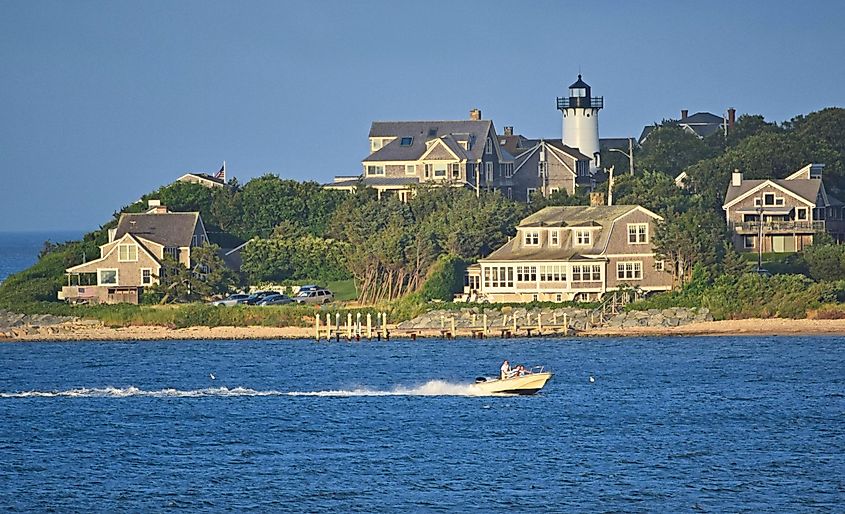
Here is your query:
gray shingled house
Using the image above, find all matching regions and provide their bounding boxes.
[59,201,209,304]
[326,110,513,200]
[722,164,845,253]
[466,201,672,303]
[498,127,591,202]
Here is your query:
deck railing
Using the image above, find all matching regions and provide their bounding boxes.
[730,221,825,233]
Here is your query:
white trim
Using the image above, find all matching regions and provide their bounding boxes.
[140,268,153,285]
[616,261,643,281]
[723,180,816,210]
[420,138,461,161]
[118,243,139,262]
[627,223,649,244]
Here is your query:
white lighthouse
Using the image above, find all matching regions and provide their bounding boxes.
[557,74,603,173]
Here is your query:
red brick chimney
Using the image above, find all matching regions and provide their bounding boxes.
[681,109,688,120]
[727,108,736,130]
[470,108,482,121]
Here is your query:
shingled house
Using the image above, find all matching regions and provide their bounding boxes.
[465,202,672,303]
[498,127,592,202]
[59,201,209,304]
[326,110,513,200]
[723,164,845,253]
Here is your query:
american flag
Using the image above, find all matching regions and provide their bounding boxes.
[214,162,226,181]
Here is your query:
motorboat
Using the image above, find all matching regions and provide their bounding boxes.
[472,366,553,395]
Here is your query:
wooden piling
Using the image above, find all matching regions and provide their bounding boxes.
[366,313,372,340]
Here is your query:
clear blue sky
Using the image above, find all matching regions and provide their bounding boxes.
[1,0,843,231]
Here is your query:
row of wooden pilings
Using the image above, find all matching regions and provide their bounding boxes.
[314,312,390,341]
[433,311,574,339]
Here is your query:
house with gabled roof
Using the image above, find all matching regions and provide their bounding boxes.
[498,126,591,202]
[639,108,736,144]
[465,200,672,303]
[325,109,513,200]
[59,200,209,304]
[722,163,845,253]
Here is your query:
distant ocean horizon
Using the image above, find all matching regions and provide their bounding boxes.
[0,230,83,283]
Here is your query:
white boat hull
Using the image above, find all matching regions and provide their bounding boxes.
[471,372,553,395]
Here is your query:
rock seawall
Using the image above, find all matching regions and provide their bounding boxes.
[396,306,713,332]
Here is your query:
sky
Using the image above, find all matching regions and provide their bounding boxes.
[1,0,843,232]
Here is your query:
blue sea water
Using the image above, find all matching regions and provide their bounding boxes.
[0,231,82,283]
[0,336,842,512]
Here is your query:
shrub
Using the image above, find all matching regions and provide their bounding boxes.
[420,255,467,301]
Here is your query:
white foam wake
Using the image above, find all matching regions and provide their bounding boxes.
[0,381,487,399]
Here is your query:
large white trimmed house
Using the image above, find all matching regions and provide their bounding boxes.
[59,201,209,304]
[723,163,845,253]
[466,203,673,303]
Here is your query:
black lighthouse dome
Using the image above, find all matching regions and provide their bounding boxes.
[569,74,591,99]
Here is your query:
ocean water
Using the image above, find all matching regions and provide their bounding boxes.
[0,231,82,283]
[0,336,842,512]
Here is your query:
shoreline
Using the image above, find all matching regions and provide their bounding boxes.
[4,317,845,342]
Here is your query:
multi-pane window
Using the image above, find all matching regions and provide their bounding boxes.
[574,229,591,245]
[538,161,548,177]
[485,138,492,155]
[141,269,152,285]
[516,266,537,282]
[655,260,665,272]
[503,163,513,178]
[424,164,432,178]
[524,231,540,246]
[572,264,601,282]
[485,162,493,182]
[366,165,385,176]
[743,235,755,249]
[628,223,648,244]
[483,266,514,288]
[527,188,536,203]
[405,164,416,175]
[165,247,180,261]
[550,230,560,246]
[616,261,643,280]
[118,244,137,262]
[539,265,565,282]
[451,163,460,179]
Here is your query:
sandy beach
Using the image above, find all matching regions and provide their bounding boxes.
[4,317,845,342]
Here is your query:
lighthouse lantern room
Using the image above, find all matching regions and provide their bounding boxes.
[557,74,603,173]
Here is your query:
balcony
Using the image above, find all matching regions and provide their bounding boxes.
[730,221,825,234]
[556,97,604,110]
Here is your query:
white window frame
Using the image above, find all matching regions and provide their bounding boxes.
[504,163,513,178]
[485,162,493,182]
[433,164,448,178]
[655,260,665,272]
[743,235,755,249]
[796,207,808,220]
[526,188,536,203]
[424,163,432,178]
[550,230,560,246]
[405,164,416,175]
[507,187,512,200]
[550,187,559,195]
[451,163,461,179]
[763,192,776,206]
[616,261,643,281]
[118,244,138,262]
[627,223,648,244]
[141,268,153,285]
[98,268,119,286]
[366,165,385,176]
[574,229,592,246]
[485,138,492,155]
[571,264,601,282]
[524,231,540,246]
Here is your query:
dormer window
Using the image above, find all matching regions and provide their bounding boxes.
[574,229,592,246]
[400,137,413,146]
[550,230,560,246]
[524,231,540,246]
[428,128,438,137]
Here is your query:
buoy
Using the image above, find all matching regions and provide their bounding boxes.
[209,373,216,380]
[589,376,595,383]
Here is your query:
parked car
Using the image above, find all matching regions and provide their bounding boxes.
[245,290,281,305]
[258,294,294,306]
[294,288,334,304]
[209,293,251,306]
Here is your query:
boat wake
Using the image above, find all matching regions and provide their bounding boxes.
[0,381,489,399]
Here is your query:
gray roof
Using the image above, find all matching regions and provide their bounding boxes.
[504,134,590,162]
[600,138,633,151]
[115,212,200,248]
[365,120,493,162]
[484,205,649,262]
[680,112,723,125]
[685,124,722,138]
[724,178,823,206]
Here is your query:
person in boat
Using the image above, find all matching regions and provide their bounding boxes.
[515,364,526,376]
[500,360,510,380]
